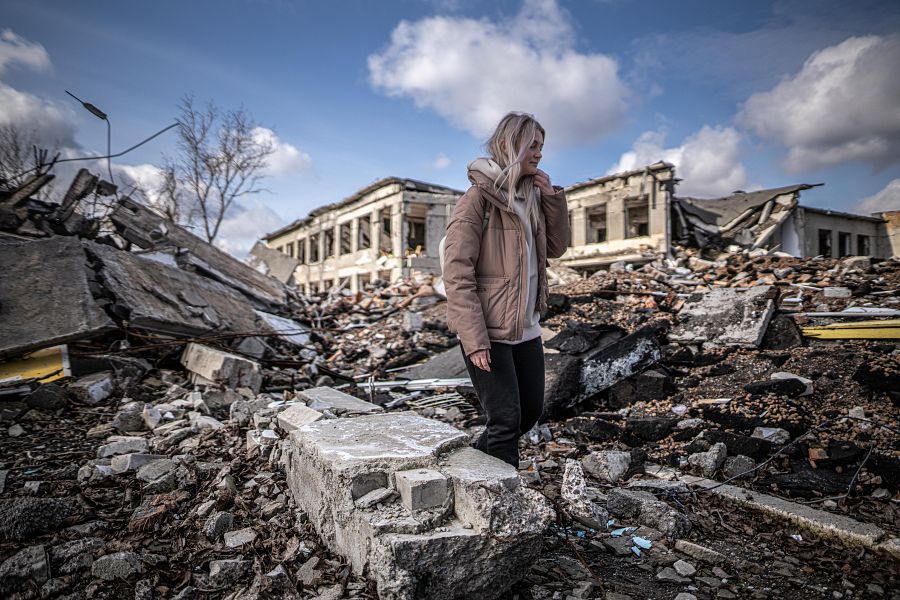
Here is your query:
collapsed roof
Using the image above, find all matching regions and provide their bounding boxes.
[673,184,822,250]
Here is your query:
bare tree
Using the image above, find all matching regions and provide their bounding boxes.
[0,123,58,198]
[162,95,274,242]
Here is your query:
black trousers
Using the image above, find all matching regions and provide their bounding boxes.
[461,337,545,466]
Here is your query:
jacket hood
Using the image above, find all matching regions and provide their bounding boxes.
[467,157,504,187]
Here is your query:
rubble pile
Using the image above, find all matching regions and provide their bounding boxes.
[2,169,899,599]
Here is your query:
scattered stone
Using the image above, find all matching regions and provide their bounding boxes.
[656,566,689,583]
[722,455,756,479]
[48,537,103,575]
[192,415,225,431]
[582,450,632,483]
[223,527,257,548]
[688,442,727,477]
[297,556,321,586]
[208,558,252,588]
[751,427,790,445]
[770,371,813,396]
[142,405,163,429]
[8,424,24,437]
[0,545,49,594]
[562,459,609,530]
[674,539,725,565]
[607,488,691,538]
[203,511,234,541]
[69,372,114,404]
[0,497,75,542]
[675,594,698,600]
[110,453,166,475]
[354,487,397,510]
[673,559,697,577]
[97,436,149,458]
[25,384,68,410]
[277,403,323,432]
[91,551,142,581]
[137,458,176,483]
[181,343,262,392]
[112,401,146,432]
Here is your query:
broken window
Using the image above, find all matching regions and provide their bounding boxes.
[625,199,649,238]
[380,207,393,254]
[339,222,352,255]
[405,203,427,254]
[285,242,295,258]
[838,232,851,257]
[297,238,306,264]
[323,228,335,258]
[358,215,371,250]
[818,229,832,257]
[588,205,608,243]
[309,233,320,263]
[308,281,319,295]
[857,234,871,256]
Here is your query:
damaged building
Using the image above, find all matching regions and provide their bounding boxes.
[259,178,462,294]
[260,164,897,290]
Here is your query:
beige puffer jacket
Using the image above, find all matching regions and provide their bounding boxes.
[443,162,569,356]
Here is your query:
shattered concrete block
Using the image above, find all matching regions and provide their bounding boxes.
[299,386,383,416]
[669,286,776,348]
[223,527,257,548]
[395,469,449,512]
[577,324,663,405]
[284,411,552,600]
[97,436,149,458]
[109,453,166,475]
[91,552,142,581]
[582,450,631,483]
[723,455,756,480]
[606,488,691,538]
[0,545,49,595]
[69,372,114,405]
[208,558,252,588]
[561,459,609,530]
[687,442,727,478]
[277,403,323,432]
[674,539,726,565]
[181,343,262,393]
[751,427,790,445]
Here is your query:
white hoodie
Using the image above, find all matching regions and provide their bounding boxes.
[467,158,542,345]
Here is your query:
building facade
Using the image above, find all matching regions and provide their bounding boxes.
[261,178,461,294]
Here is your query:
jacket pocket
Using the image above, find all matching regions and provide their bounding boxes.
[475,275,509,330]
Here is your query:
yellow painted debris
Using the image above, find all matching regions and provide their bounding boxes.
[802,319,900,339]
[0,345,71,385]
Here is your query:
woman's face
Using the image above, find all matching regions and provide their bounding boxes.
[520,129,544,176]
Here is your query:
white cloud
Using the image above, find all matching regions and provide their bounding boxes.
[738,34,900,172]
[368,0,629,146]
[0,30,77,149]
[0,29,51,76]
[213,200,287,258]
[856,179,900,215]
[610,126,748,198]
[432,153,451,169]
[252,127,312,176]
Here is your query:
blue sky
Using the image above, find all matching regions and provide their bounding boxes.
[2,0,899,256]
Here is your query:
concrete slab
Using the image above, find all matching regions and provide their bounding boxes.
[577,324,662,404]
[0,237,115,358]
[398,345,469,381]
[679,475,887,550]
[86,241,263,338]
[284,410,553,599]
[299,386,384,416]
[181,343,262,393]
[669,286,776,348]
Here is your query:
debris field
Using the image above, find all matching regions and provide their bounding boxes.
[1,169,899,600]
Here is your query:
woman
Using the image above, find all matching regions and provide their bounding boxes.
[443,112,569,467]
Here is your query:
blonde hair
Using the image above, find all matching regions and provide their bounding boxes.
[485,112,545,230]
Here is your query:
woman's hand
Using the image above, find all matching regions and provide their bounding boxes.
[534,169,554,196]
[469,349,491,372]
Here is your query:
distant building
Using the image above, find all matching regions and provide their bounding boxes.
[258,166,898,291]
[260,177,461,294]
